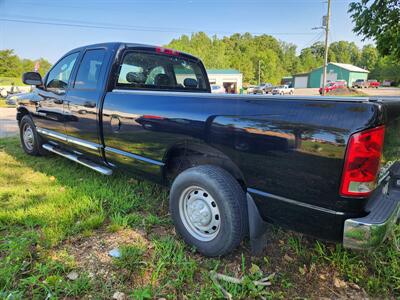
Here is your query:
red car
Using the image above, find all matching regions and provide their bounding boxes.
[368,80,380,88]
[319,81,346,95]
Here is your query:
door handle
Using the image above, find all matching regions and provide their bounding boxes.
[110,115,121,132]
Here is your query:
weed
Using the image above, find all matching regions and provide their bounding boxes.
[0,137,399,298]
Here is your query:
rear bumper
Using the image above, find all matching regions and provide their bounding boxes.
[343,181,400,250]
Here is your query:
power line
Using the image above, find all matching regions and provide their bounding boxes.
[300,31,325,50]
[0,17,316,36]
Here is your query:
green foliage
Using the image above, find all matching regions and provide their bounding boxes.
[358,44,379,70]
[370,54,400,83]
[349,0,400,60]
[0,49,51,81]
[167,32,396,84]
[113,244,147,271]
[329,41,361,64]
[0,50,22,78]
[1,29,397,87]
[166,32,295,84]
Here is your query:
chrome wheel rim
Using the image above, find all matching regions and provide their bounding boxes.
[22,123,35,151]
[179,186,221,241]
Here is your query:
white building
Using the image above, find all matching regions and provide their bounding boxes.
[207,69,243,94]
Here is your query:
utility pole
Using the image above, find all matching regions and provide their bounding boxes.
[258,60,261,85]
[321,0,331,96]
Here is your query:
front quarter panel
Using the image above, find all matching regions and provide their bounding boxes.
[16,90,42,122]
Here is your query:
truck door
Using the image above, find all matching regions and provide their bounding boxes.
[34,52,79,135]
[101,48,210,181]
[63,47,110,160]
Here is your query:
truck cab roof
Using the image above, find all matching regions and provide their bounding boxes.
[64,42,200,61]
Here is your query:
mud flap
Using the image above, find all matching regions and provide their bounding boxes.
[247,193,270,255]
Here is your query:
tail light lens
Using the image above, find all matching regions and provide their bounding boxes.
[340,126,385,197]
[156,47,179,56]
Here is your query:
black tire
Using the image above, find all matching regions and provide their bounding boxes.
[19,115,47,156]
[169,165,248,257]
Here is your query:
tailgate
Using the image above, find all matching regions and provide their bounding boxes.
[380,99,400,181]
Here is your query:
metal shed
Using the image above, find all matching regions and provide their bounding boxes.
[308,63,369,88]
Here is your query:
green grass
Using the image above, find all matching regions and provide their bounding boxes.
[0,77,23,86]
[0,98,14,108]
[0,137,399,299]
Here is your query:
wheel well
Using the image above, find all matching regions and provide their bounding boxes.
[163,143,247,190]
[16,107,30,123]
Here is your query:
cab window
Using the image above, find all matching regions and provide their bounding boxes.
[116,51,208,92]
[46,52,79,90]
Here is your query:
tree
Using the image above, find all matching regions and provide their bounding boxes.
[296,42,328,73]
[0,49,52,79]
[0,49,22,77]
[349,0,400,60]
[166,33,393,84]
[280,42,301,75]
[370,55,400,83]
[328,41,361,65]
[359,44,379,70]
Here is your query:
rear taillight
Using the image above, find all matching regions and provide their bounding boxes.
[340,126,385,197]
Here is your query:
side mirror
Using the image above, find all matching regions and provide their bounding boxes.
[22,72,43,86]
[184,78,198,88]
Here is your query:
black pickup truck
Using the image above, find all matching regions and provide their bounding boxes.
[16,42,400,257]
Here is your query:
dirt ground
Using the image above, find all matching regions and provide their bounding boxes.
[0,107,18,138]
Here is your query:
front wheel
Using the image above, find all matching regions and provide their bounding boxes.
[169,165,248,257]
[19,115,47,156]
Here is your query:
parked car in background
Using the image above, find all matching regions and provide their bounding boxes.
[352,79,369,88]
[5,93,21,105]
[253,83,273,94]
[335,80,347,87]
[382,80,393,87]
[319,81,347,95]
[245,85,257,94]
[271,85,294,95]
[211,84,226,94]
[368,80,380,88]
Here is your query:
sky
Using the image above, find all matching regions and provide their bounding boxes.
[0,0,371,63]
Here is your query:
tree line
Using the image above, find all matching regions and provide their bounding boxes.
[0,34,398,86]
[0,49,51,81]
[166,32,399,85]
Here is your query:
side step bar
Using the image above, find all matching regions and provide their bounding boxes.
[42,143,113,175]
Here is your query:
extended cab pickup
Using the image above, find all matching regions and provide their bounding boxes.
[17,43,400,256]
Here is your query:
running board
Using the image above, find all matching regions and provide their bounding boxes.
[42,143,113,175]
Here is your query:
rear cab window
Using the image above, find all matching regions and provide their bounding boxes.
[116,49,209,92]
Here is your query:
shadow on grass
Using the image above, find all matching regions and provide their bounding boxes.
[0,137,399,299]
[0,137,169,243]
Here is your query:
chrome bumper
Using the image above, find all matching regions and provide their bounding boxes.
[343,185,400,250]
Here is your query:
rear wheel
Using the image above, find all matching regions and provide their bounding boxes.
[19,115,47,156]
[169,165,248,256]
